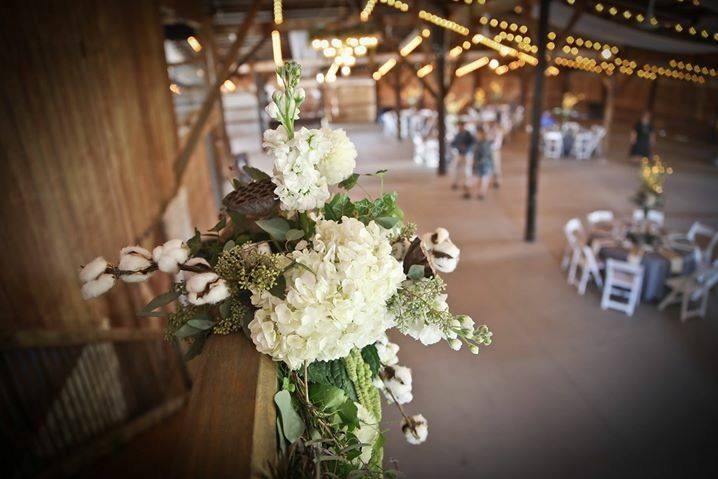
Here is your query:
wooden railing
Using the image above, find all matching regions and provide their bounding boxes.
[0,329,191,478]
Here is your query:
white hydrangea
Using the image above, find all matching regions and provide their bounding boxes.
[402,293,449,345]
[317,128,357,185]
[402,414,428,445]
[249,217,406,369]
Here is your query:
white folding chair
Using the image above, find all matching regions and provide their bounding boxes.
[562,218,584,278]
[572,131,595,160]
[411,134,425,165]
[633,209,664,226]
[586,210,614,227]
[576,245,604,295]
[423,138,439,168]
[543,131,563,159]
[601,259,644,316]
[659,262,718,321]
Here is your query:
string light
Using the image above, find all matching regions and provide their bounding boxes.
[419,10,470,35]
[326,62,340,83]
[455,57,489,77]
[169,83,181,95]
[417,64,434,78]
[372,58,397,80]
[273,0,283,25]
[379,0,409,12]
[360,0,377,22]
[272,30,283,67]
[221,79,237,92]
[311,34,380,70]
[187,36,202,52]
[400,34,425,57]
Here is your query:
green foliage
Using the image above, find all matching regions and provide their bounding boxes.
[307,359,358,402]
[407,264,425,280]
[275,390,305,443]
[338,173,360,190]
[244,165,271,182]
[309,384,347,412]
[138,290,179,317]
[323,192,404,228]
[360,344,381,378]
[256,217,291,240]
[343,349,381,421]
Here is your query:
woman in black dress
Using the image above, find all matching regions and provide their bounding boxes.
[630,111,655,158]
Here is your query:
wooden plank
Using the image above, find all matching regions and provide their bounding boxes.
[0,329,164,350]
[174,334,276,478]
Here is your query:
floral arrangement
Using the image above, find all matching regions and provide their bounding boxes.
[78,62,492,477]
[632,155,672,213]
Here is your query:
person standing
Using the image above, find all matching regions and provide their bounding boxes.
[467,127,494,200]
[450,121,476,190]
[487,121,504,188]
[630,111,655,159]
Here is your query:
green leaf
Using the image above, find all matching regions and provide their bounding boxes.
[140,290,180,315]
[408,264,425,280]
[243,165,271,181]
[218,300,231,319]
[309,384,347,412]
[274,390,305,443]
[209,216,227,232]
[336,399,359,429]
[269,274,287,300]
[298,212,315,238]
[187,228,202,256]
[360,344,381,378]
[174,323,201,339]
[255,217,290,240]
[338,173,360,190]
[375,216,399,229]
[323,194,353,221]
[285,229,304,241]
[307,359,358,402]
[187,318,215,330]
[222,240,236,252]
[184,331,209,361]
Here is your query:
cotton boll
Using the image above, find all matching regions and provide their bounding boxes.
[81,274,115,299]
[402,414,428,445]
[376,336,400,366]
[421,227,460,273]
[153,239,189,273]
[187,272,230,305]
[79,257,108,283]
[118,246,153,282]
[382,365,413,404]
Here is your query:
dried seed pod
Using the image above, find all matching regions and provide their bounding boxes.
[221,179,278,219]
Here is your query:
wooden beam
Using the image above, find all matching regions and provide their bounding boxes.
[172,0,261,184]
[394,68,403,141]
[525,0,551,242]
[398,56,437,98]
[433,26,449,176]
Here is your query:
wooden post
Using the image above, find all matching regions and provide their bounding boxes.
[524,0,551,242]
[601,76,615,148]
[394,69,402,141]
[433,26,448,175]
[253,71,267,146]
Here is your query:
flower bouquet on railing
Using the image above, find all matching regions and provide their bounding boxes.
[631,155,672,244]
[78,62,491,478]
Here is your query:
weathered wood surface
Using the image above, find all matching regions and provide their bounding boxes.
[0,328,163,350]
[175,334,277,478]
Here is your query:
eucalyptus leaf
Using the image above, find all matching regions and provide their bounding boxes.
[375,216,399,229]
[243,165,271,181]
[209,216,227,232]
[184,331,209,361]
[187,318,215,330]
[174,323,201,339]
[269,275,287,300]
[223,240,236,251]
[140,290,180,315]
[256,217,290,240]
[285,229,305,241]
[274,390,305,443]
[338,173,359,190]
[407,264,426,280]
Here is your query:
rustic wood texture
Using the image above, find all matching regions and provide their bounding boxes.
[175,334,277,478]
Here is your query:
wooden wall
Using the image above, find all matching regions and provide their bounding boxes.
[0,0,216,332]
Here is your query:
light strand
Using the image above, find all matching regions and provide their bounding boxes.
[273,0,283,25]
[419,10,470,35]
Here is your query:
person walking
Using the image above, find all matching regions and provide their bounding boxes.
[450,121,475,191]
[630,111,655,159]
[467,127,494,200]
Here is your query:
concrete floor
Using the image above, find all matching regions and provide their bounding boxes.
[82,123,718,478]
[340,123,718,479]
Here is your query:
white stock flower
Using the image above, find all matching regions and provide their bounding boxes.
[152,239,189,273]
[376,335,399,366]
[448,338,462,351]
[317,128,357,185]
[355,402,380,464]
[118,246,154,282]
[294,87,306,102]
[79,257,115,299]
[381,364,413,404]
[402,414,428,445]
[421,227,460,273]
[249,218,406,369]
[265,101,281,120]
[186,272,230,305]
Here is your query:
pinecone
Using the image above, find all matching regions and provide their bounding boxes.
[222,179,278,219]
